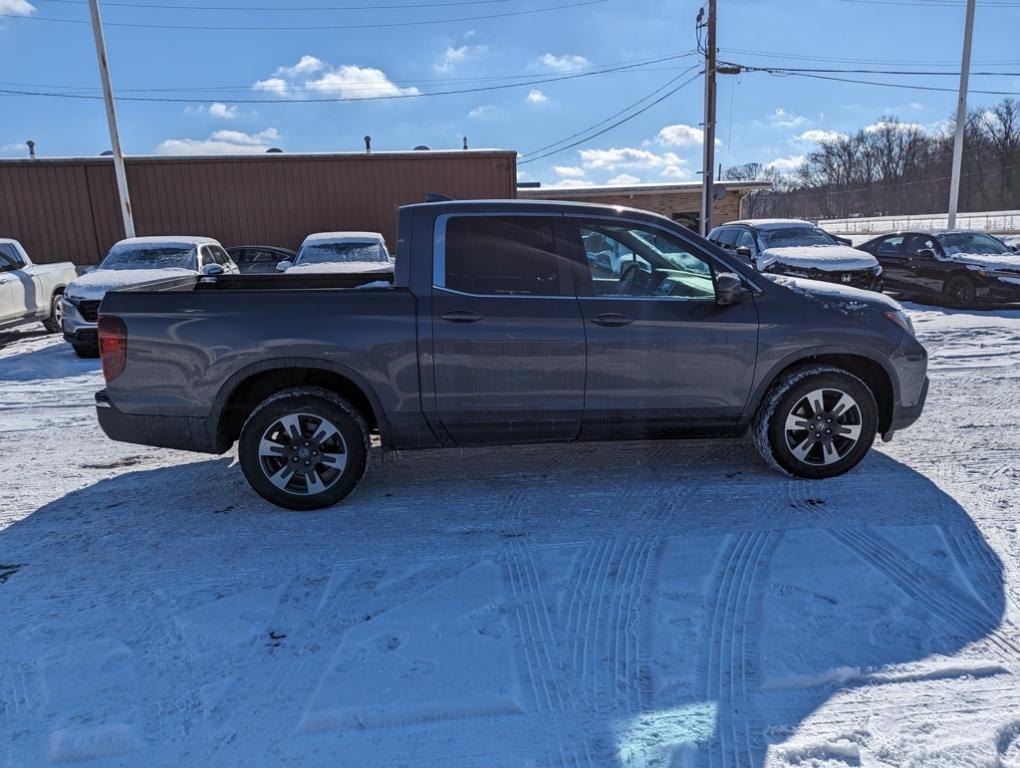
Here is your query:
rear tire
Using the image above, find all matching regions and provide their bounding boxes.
[943,274,977,307]
[42,293,63,333]
[238,387,369,510]
[752,365,878,479]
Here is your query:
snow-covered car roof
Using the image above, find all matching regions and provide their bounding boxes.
[112,236,219,248]
[727,219,816,230]
[299,232,385,247]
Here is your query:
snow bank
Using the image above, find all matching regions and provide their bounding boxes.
[759,245,879,272]
[65,268,197,301]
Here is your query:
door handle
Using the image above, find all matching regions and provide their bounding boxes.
[440,310,484,323]
[591,312,633,327]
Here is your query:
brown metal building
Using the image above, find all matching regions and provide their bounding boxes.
[0,150,516,265]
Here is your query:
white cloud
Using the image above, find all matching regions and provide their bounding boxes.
[579,147,667,171]
[660,162,691,180]
[797,129,846,144]
[0,0,35,15]
[306,65,419,100]
[253,77,288,96]
[547,178,593,189]
[607,173,641,185]
[656,123,704,147]
[526,89,549,104]
[554,165,585,178]
[908,101,924,110]
[766,154,804,173]
[157,128,280,155]
[208,102,239,120]
[275,55,325,78]
[769,108,808,128]
[539,53,589,72]
[435,44,486,72]
[468,104,496,119]
[0,141,29,153]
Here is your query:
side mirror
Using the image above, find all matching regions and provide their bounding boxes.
[716,272,753,306]
[1010,245,1019,253]
[201,263,224,276]
[735,245,753,261]
[915,248,935,259]
[276,260,293,272]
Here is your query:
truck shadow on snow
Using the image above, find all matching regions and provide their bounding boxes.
[1,441,1014,766]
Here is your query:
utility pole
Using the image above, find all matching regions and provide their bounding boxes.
[87,0,135,238]
[699,0,717,237]
[947,0,976,229]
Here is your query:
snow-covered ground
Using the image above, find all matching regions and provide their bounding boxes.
[2,305,1020,768]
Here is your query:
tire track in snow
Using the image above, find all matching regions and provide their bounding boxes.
[831,528,1020,661]
[698,531,781,768]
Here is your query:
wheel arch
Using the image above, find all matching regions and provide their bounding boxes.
[211,359,388,453]
[748,350,896,435]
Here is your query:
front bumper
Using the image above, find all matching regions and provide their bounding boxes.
[883,331,929,440]
[61,299,98,346]
[975,275,1020,305]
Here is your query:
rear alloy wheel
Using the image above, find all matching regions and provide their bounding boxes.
[753,366,878,479]
[239,387,368,510]
[42,293,63,333]
[943,274,977,307]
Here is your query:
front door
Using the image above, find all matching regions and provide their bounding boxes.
[430,214,586,445]
[564,218,760,438]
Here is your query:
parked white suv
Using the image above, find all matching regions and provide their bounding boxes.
[62,236,238,356]
[0,238,77,335]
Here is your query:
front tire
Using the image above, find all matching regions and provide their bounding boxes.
[238,387,369,510]
[753,366,878,479]
[42,293,63,333]
[943,274,977,307]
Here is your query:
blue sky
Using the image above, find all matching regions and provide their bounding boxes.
[0,0,1017,188]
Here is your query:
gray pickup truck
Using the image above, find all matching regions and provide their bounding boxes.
[94,200,928,510]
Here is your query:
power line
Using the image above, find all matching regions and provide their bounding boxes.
[37,0,512,10]
[0,50,698,95]
[0,53,698,104]
[720,47,1020,67]
[0,0,608,30]
[521,64,701,158]
[731,63,1020,77]
[763,70,1020,97]
[518,70,703,164]
[829,0,1020,7]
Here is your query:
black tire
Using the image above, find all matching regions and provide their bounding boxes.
[42,292,63,333]
[72,342,99,358]
[942,274,977,307]
[752,365,879,479]
[238,387,369,510]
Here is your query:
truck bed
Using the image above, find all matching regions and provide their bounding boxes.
[119,271,395,294]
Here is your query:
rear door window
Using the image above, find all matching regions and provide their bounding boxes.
[875,235,906,255]
[439,216,567,296]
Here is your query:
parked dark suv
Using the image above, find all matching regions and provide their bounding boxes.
[93,200,928,510]
[857,229,1020,306]
[708,219,883,291]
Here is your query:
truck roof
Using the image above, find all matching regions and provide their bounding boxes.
[404,198,681,222]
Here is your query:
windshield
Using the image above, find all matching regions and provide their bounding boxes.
[939,232,1011,256]
[758,226,839,250]
[99,246,196,271]
[296,242,388,265]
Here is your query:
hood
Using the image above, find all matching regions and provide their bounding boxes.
[940,251,1020,272]
[765,274,901,311]
[285,261,394,275]
[759,245,880,272]
[65,267,197,301]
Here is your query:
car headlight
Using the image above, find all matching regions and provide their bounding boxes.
[63,295,82,307]
[882,309,915,337]
[872,264,883,275]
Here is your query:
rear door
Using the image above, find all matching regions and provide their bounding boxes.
[869,235,909,289]
[430,213,586,445]
[563,217,759,437]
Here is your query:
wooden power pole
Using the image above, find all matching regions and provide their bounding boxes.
[88,0,135,239]
[699,0,717,237]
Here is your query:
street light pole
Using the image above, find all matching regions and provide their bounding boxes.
[947,0,976,229]
[87,0,135,238]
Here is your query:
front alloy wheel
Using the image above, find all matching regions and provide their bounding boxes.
[239,387,368,510]
[783,388,863,466]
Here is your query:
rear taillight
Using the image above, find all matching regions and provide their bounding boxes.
[98,315,127,381]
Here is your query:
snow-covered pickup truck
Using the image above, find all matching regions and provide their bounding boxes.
[93,199,929,510]
[0,239,76,334]
[278,232,394,275]
[62,236,239,357]
[709,219,883,291]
